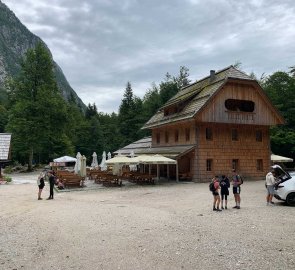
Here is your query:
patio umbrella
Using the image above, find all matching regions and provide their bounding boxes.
[105,155,136,165]
[271,154,293,163]
[91,152,98,169]
[80,155,87,177]
[107,152,112,160]
[74,152,82,174]
[53,156,77,163]
[99,151,108,171]
[129,151,137,171]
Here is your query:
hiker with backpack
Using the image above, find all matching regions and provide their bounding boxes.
[232,169,243,209]
[210,176,222,212]
[220,175,230,209]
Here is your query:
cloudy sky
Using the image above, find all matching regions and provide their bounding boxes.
[2,0,295,113]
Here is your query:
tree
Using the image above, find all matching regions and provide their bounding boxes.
[6,42,71,170]
[262,71,295,161]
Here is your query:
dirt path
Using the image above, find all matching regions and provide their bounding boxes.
[0,179,294,270]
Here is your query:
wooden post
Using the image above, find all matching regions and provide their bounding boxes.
[176,163,179,182]
[167,164,170,180]
[157,164,159,181]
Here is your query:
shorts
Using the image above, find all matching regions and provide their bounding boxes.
[221,194,228,200]
[266,185,275,195]
[212,191,219,196]
[38,184,44,190]
[233,186,241,194]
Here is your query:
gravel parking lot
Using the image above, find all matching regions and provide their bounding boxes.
[0,175,294,270]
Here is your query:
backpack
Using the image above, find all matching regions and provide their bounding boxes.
[239,175,243,185]
[209,182,215,192]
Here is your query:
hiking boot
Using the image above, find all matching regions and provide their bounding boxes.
[213,208,217,211]
[38,198,42,200]
[233,206,238,209]
[216,209,222,212]
[221,206,224,210]
[225,206,227,210]
[236,206,240,209]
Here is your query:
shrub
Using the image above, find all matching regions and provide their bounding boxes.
[4,175,12,182]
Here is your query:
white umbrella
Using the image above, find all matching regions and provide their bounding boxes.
[129,151,137,171]
[74,152,81,174]
[80,155,87,177]
[107,152,112,160]
[99,151,107,171]
[53,156,77,163]
[91,152,98,168]
[271,154,293,163]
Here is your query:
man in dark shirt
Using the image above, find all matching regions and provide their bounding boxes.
[47,171,55,200]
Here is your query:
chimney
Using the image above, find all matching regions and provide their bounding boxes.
[210,70,215,82]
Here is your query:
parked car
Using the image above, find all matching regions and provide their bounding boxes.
[273,165,295,206]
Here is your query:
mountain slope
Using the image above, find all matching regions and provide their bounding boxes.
[0,1,85,109]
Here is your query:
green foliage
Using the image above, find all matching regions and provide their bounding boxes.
[6,42,72,170]
[3,175,12,182]
[262,71,295,162]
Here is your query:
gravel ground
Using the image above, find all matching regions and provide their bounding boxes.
[0,173,294,270]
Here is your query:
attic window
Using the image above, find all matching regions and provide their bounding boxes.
[225,99,255,112]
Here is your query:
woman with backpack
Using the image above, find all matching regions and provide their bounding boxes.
[210,176,222,212]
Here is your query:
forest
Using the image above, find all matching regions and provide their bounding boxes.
[0,43,294,170]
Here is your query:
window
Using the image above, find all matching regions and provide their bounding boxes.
[225,99,255,112]
[165,131,169,143]
[175,130,179,142]
[156,133,160,144]
[256,130,262,142]
[206,159,213,171]
[256,159,263,171]
[185,128,190,141]
[232,129,238,141]
[232,159,239,171]
[206,128,213,140]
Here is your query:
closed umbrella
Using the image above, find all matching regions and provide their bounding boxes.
[80,155,87,177]
[91,152,98,169]
[129,151,137,172]
[99,151,107,171]
[74,152,81,174]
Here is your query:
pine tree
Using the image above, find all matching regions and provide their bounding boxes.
[6,42,71,170]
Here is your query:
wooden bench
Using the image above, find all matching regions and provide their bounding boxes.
[56,171,83,188]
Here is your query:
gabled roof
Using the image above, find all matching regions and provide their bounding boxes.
[142,66,256,129]
[0,133,12,161]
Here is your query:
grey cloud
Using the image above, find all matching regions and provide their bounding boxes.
[2,0,295,112]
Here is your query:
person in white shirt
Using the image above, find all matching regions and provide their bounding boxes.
[265,170,276,206]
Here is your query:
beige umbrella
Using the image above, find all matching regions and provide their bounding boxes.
[80,155,87,177]
[271,154,293,163]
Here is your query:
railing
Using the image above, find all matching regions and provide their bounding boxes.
[225,111,255,122]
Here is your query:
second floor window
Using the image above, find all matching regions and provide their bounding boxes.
[175,130,179,142]
[185,128,190,141]
[256,130,262,142]
[206,127,213,140]
[156,133,160,144]
[165,131,169,143]
[232,129,238,141]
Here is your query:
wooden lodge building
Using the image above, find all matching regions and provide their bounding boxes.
[115,66,284,182]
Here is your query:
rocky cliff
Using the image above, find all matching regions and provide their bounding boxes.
[0,1,85,109]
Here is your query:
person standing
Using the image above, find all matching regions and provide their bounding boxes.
[47,171,55,200]
[37,172,45,200]
[220,175,230,209]
[232,169,242,209]
[265,169,276,206]
[211,176,222,211]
